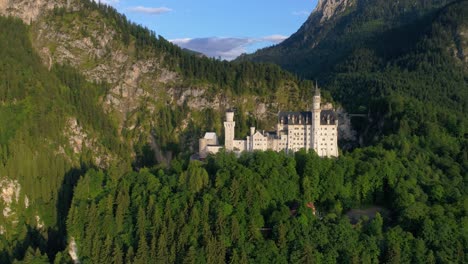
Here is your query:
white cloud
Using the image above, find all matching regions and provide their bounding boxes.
[170,35,289,60]
[128,6,172,15]
[171,37,252,60]
[261,34,288,43]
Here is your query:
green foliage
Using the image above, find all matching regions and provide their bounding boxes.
[0,15,130,263]
[63,118,466,262]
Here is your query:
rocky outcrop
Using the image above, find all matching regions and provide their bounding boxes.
[65,117,115,168]
[69,237,80,264]
[0,0,69,24]
[31,13,184,130]
[1,178,21,218]
[337,109,357,142]
[0,178,32,233]
[453,26,468,70]
[313,0,354,23]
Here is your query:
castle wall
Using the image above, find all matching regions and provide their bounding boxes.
[206,146,222,155]
[233,140,246,152]
[251,132,268,151]
[199,138,208,159]
[315,124,338,157]
[287,125,311,152]
[205,136,218,146]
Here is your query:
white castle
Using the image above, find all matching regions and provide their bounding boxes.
[199,88,339,158]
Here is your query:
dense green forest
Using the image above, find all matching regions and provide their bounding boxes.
[0,15,132,262]
[0,0,466,263]
[52,141,468,263]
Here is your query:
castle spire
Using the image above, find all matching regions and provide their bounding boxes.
[314,80,320,96]
[313,81,321,111]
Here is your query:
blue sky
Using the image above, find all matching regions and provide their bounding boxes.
[97,0,318,60]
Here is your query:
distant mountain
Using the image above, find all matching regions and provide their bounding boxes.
[242,0,465,78]
[182,48,206,58]
[241,0,467,137]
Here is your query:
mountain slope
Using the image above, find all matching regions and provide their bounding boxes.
[243,0,461,76]
[0,15,131,262]
[3,0,330,165]
[243,0,467,139]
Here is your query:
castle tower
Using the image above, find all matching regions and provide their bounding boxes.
[313,84,321,111]
[312,84,321,151]
[224,111,235,151]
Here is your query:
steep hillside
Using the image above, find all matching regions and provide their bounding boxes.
[0,15,131,262]
[243,0,460,75]
[243,0,467,140]
[25,0,330,158]
[1,0,348,174]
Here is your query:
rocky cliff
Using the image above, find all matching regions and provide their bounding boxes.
[0,0,70,23]
[313,0,354,23]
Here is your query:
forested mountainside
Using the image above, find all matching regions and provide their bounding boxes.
[0,0,466,263]
[243,0,463,76]
[242,0,467,124]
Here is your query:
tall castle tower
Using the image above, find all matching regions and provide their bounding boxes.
[224,111,235,151]
[312,85,321,150]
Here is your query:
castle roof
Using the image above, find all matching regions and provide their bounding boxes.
[204,132,217,140]
[320,110,338,125]
[278,110,338,126]
[278,112,313,125]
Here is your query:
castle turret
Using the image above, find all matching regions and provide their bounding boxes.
[199,138,208,159]
[312,84,321,151]
[224,111,235,151]
[313,86,321,111]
